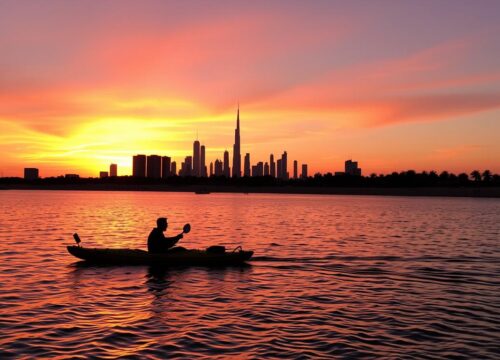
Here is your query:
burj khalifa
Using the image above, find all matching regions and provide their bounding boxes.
[232,106,241,178]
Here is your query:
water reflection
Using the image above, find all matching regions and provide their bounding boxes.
[1,191,499,358]
[146,266,174,293]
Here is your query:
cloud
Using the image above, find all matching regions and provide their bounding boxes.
[248,35,500,128]
[366,93,500,127]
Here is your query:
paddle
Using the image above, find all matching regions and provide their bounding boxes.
[180,223,191,235]
[73,233,81,246]
[171,223,190,248]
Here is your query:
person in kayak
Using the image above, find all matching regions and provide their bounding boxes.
[148,217,184,253]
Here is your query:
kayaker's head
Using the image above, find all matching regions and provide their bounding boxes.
[157,217,168,231]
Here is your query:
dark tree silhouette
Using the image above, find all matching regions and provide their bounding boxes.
[458,173,469,185]
[439,171,449,181]
[470,170,482,182]
[482,170,492,182]
[2,169,500,188]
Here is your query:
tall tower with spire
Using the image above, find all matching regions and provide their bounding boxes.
[232,105,241,177]
[193,139,201,177]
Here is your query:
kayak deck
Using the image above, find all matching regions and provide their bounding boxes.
[67,246,253,266]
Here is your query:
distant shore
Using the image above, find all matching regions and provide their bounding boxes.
[1,183,499,198]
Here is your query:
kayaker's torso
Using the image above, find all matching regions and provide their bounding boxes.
[147,228,180,253]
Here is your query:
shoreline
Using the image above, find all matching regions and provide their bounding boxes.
[1,184,499,198]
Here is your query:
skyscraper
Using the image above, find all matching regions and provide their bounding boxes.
[171,161,177,176]
[161,156,171,178]
[147,155,161,178]
[301,164,308,179]
[277,159,282,179]
[209,162,213,177]
[270,154,275,178]
[255,162,264,177]
[184,156,192,176]
[132,155,146,177]
[281,151,288,179]
[223,150,230,177]
[200,145,207,177]
[244,153,250,177]
[110,163,117,177]
[264,162,270,176]
[293,160,298,179]
[24,168,39,180]
[193,140,200,177]
[214,159,223,176]
[232,105,241,178]
[345,160,362,176]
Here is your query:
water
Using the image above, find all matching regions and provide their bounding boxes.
[0,190,499,359]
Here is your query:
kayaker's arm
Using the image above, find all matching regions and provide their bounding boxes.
[148,222,189,253]
[164,233,183,248]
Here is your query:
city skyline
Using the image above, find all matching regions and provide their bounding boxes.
[130,107,311,179]
[1,1,500,177]
[7,103,498,179]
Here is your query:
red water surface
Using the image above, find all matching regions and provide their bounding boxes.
[0,191,499,358]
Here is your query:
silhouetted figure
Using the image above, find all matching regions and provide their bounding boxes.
[148,217,184,253]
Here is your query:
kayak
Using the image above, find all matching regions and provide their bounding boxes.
[67,245,253,266]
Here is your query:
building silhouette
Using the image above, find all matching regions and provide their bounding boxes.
[100,171,108,178]
[252,162,264,177]
[133,155,146,177]
[186,156,193,176]
[110,163,117,177]
[147,155,161,178]
[281,151,288,179]
[277,151,289,180]
[180,156,192,177]
[171,161,177,176]
[192,140,200,177]
[244,153,250,177]
[209,162,214,176]
[270,154,275,178]
[257,162,264,176]
[223,150,230,177]
[214,159,223,176]
[264,162,270,176]
[161,156,171,178]
[232,106,241,178]
[345,160,362,176]
[277,159,282,179]
[201,145,207,177]
[293,160,298,179]
[301,164,308,179]
[24,168,39,180]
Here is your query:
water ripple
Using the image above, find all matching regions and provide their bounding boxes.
[0,191,499,358]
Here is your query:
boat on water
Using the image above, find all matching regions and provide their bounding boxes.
[67,245,253,266]
[67,223,253,266]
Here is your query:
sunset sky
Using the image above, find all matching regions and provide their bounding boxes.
[1,0,499,177]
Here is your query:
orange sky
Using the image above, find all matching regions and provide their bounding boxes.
[1,1,499,177]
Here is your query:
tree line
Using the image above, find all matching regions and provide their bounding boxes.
[1,169,499,188]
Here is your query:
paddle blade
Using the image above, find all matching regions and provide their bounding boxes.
[183,223,191,234]
[73,233,81,245]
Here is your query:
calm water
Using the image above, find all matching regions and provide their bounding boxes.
[0,190,499,359]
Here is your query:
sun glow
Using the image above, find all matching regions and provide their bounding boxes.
[1,2,500,176]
